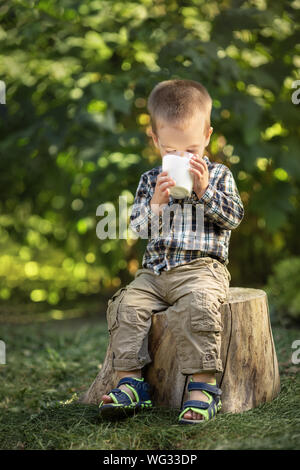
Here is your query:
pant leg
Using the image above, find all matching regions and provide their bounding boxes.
[106,268,169,371]
[164,257,230,376]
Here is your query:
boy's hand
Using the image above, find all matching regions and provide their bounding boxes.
[150,171,176,215]
[189,154,209,199]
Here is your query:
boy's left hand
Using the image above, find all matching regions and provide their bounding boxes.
[189,154,209,199]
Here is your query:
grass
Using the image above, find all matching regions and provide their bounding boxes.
[0,316,299,450]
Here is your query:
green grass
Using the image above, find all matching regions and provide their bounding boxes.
[0,317,299,450]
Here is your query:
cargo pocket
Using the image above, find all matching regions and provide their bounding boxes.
[106,287,127,334]
[189,290,223,332]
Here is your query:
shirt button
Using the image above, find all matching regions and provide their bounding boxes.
[213,263,218,268]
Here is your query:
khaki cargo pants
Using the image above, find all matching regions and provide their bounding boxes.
[106,257,231,376]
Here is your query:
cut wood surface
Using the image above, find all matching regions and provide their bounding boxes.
[80,287,280,414]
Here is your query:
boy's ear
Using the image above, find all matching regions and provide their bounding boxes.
[149,128,159,149]
[205,126,213,147]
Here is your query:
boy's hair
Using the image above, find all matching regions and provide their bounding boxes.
[147,79,212,136]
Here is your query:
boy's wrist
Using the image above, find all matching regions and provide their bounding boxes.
[196,184,209,200]
[150,198,164,216]
[196,183,214,203]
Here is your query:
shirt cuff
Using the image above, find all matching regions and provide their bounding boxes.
[147,202,163,230]
[198,183,215,204]
[185,185,215,204]
[148,201,161,218]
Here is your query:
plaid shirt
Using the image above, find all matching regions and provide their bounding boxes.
[129,155,244,276]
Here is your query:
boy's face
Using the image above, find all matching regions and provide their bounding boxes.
[151,113,213,159]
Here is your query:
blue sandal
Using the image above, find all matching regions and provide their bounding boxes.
[99,377,153,418]
[178,379,222,424]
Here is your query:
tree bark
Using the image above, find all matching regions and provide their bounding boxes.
[79,287,280,414]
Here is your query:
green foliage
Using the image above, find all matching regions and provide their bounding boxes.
[0,0,299,308]
[265,256,300,326]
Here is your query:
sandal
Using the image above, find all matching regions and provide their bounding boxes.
[178,379,222,424]
[99,377,153,418]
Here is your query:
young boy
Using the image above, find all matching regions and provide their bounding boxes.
[99,79,244,424]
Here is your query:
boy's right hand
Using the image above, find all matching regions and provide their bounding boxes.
[150,171,176,215]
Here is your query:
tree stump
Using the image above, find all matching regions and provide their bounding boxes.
[79,287,280,414]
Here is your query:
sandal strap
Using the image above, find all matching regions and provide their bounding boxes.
[109,388,134,406]
[180,399,218,421]
[188,381,222,397]
[182,400,210,410]
[117,377,151,402]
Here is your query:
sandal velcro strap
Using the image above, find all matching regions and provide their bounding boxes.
[117,377,151,402]
[109,388,133,406]
[188,381,222,397]
[182,400,210,410]
[99,377,153,417]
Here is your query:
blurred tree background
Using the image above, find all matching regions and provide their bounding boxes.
[0,0,299,324]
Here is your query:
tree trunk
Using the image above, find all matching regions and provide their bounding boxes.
[79,287,280,414]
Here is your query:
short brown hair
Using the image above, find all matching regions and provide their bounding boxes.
[147,79,212,135]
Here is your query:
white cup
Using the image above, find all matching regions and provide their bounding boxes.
[162,152,194,199]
